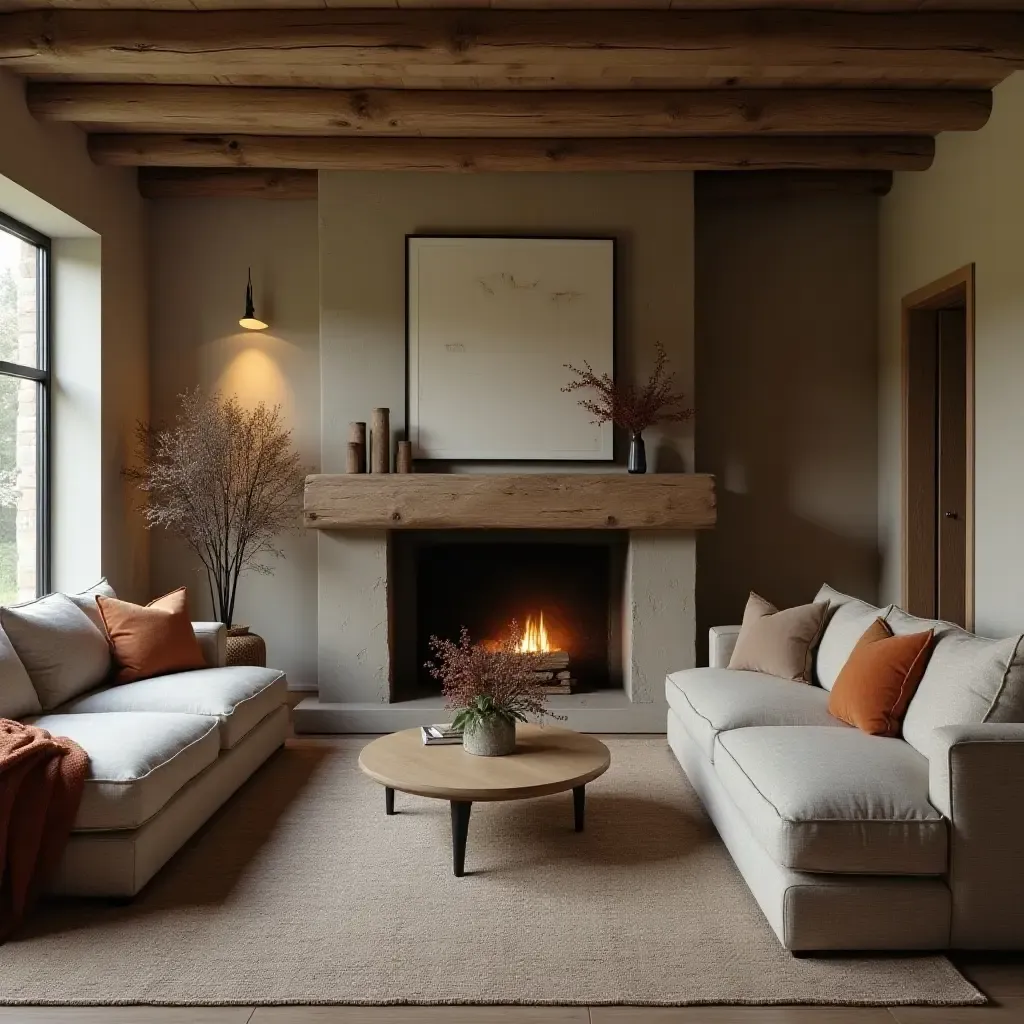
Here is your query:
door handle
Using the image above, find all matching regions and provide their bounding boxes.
[944,511,959,520]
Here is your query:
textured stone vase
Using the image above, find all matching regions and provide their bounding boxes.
[462,717,516,757]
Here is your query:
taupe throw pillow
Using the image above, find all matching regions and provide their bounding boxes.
[728,592,828,683]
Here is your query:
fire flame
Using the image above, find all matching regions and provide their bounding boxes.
[518,611,553,653]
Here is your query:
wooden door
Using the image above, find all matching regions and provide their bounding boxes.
[936,309,967,625]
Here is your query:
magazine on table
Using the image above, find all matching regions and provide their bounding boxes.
[421,724,463,746]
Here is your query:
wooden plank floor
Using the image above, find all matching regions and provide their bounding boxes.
[3,715,1020,1022]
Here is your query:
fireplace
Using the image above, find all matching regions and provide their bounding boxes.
[390,531,627,702]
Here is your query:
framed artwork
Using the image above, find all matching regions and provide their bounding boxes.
[407,235,615,461]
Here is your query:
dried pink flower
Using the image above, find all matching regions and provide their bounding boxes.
[562,340,694,435]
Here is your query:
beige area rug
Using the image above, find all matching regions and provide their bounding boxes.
[0,736,983,1006]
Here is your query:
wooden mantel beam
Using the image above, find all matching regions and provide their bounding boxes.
[27,84,992,138]
[2,11,1024,88]
[303,474,718,531]
[89,134,935,172]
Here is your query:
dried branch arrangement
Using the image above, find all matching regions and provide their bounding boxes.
[126,388,305,627]
[426,624,567,729]
[562,340,694,435]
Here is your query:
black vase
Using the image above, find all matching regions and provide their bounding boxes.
[628,432,647,474]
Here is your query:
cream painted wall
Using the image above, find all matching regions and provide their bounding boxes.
[319,172,695,475]
[148,199,320,687]
[696,192,880,654]
[879,73,1024,638]
[0,70,148,599]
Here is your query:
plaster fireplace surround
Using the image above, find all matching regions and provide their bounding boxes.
[295,474,715,732]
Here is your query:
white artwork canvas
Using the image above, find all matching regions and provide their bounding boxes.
[407,236,615,461]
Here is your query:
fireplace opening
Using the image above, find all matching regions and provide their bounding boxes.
[390,531,627,702]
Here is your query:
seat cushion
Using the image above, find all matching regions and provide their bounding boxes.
[59,667,288,749]
[885,607,1024,761]
[30,712,219,831]
[665,668,847,763]
[813,584,891,691]
[0,593,111,710]
[715,726,947,876]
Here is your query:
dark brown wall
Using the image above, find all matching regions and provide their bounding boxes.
[695,192,880,662]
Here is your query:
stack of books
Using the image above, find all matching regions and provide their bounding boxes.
[421,723,463,746]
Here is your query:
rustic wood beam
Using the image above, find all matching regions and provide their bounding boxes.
[2,10,1023,88]
[88,134,935,171]
[27,84,992,137]
[303,474,718,531]
[695,169,893,198]
[138,167,318,199]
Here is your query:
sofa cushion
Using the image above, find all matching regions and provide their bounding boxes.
[67,578,116,632]
[0,627,40,720]
[0,594,111,711]
[97,587,206,683]
[715,726,947,876]
[813,584,891,691]
[885,607,1024,761]
[665,668,847,763]
[29,712,219,831]
[728,593,827,683]
[60,666,287,749]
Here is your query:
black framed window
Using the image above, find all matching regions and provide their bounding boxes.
[0,213,49,602]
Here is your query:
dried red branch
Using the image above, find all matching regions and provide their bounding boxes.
[426,623,565,722]
[562,341,694,435]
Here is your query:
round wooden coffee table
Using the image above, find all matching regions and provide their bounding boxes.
[358,724,610,876]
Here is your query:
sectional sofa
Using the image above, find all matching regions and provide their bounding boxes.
[0,580,288,898]
[666,584,1024,952]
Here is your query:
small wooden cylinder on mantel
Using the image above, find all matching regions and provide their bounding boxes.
[347,421,366,474]
[396,441,413,474]
[371,408,390,474]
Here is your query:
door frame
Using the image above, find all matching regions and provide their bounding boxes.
[900,263,975,629]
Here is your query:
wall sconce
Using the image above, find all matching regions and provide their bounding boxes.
[239,268,268,331]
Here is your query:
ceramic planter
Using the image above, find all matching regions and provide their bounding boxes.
[462,716,516,756]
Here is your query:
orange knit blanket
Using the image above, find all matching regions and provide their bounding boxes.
[0,719,89,941]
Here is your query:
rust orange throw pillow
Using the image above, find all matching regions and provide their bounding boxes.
[828,617,934,737]
[96,587,206,684]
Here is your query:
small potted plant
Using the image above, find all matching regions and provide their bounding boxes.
[562,340,693,474]
[426,624,566,756]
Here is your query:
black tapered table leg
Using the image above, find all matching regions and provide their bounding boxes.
[573,784,586,832]
[450,801,472,876]
[385,787,395,815]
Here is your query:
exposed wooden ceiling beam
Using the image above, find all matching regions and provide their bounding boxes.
[695,169,892,199]
[89,133,934,172]
[138,167,318,199]
[27,84,992,138]
[2,11,1023,90]
[3,2,1024,10]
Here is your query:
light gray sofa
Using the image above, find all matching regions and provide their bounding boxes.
[666,584,1024,952]
[0,581,288,898]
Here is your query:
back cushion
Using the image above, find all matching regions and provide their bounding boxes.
[0,593,112,711]
[0,628,41,719]
[887,606,1024,760]
[812,584,891,691]
[67,577,116,631]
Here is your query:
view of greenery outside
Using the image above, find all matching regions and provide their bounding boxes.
[0,237,27,606]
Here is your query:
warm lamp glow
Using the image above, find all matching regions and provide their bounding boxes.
[240,268,267,331]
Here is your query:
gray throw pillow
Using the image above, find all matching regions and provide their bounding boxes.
[728,592,828,684]
[0,593,112,710]
[0,627,40,719]
[67,577,117,632]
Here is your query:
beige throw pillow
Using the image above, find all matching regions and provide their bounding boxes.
[728,592,828,683]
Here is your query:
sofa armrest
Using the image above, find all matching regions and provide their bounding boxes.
[192,622,227,668]
[928,723,1024,947]
[709,625,741,669]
